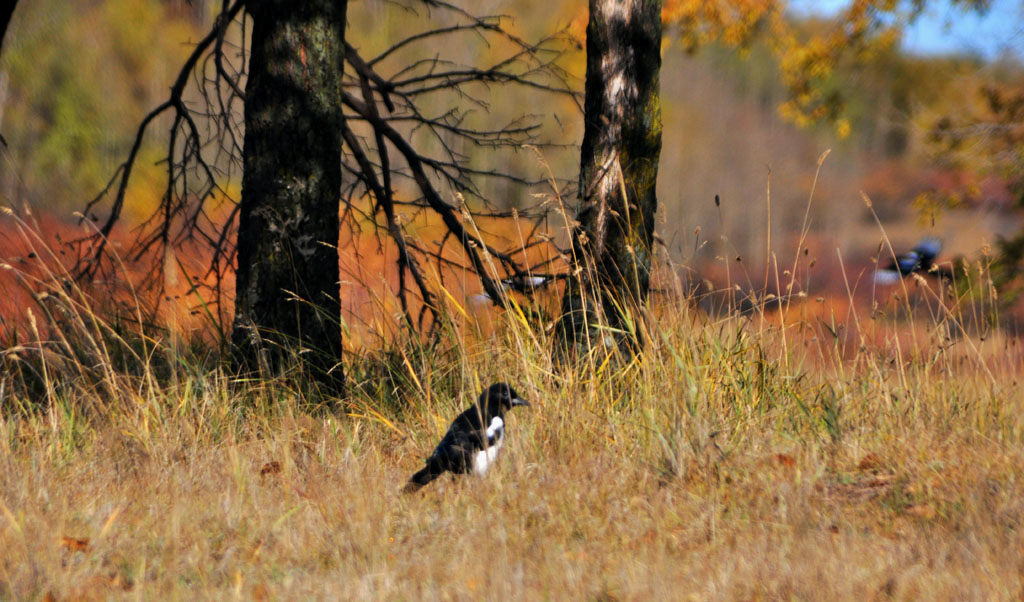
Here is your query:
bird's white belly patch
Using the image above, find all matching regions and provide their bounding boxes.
[472,442,502,475]
[473,416,505,475]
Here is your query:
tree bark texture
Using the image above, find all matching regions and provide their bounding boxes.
[556,0,662,357]
[0,1,16,55]
[232,0,347,390]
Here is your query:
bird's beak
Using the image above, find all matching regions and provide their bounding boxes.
[511,397,531,407]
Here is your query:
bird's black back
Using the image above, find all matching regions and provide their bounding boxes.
[427,406,490,473]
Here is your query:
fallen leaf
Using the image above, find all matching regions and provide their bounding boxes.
[252,584,270,601]
[60,537,90,552]
[857,453,884,472]
[260,461,282,477]
[775,453,796,468]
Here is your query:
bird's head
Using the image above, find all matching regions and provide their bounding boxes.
[479,382,530,415]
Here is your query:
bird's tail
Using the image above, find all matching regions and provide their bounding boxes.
[402,464,441,494]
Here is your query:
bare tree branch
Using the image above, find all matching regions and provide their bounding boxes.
[80,0,578,334]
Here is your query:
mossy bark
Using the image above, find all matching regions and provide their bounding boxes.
[231,0,347,392]
[555,0,662,358]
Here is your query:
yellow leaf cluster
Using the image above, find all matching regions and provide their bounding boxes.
[661,0,962,128]
[663,0,783,52]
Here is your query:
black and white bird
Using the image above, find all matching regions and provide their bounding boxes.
[403,383,530,493]
[874,237,945,284]
[500,274,562,294]
[468,274,564,305]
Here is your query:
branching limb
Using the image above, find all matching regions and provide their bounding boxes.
[80,0,576,335]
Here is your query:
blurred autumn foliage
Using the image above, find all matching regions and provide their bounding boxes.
[0,0,204,215]
[2,0,1023,339]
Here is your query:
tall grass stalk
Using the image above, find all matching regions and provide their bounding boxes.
[1,203,1022,600]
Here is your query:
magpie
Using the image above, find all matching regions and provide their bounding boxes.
[403,383,530,493]
[500,273,563,294]
[874,237,946,284]
[468,273,565,304]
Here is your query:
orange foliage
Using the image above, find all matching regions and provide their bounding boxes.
[0,209,227,342]
[1,207,567,348]
[337,207,565,346]
[5,203,1007,371]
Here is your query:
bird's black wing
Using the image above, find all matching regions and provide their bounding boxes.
[877,238,942,283]
[404,404,493,492]
[893,251,922,275]
[912,238,942,264]
[428,408,487,474]
[876,251,917,283]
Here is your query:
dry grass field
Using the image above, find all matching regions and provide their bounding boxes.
[2,214,1024,601]
[5,1,1024,599]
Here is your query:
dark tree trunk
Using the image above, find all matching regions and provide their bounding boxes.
[555,0,662,357]
[0,1,16,55]
[231,0,347,391]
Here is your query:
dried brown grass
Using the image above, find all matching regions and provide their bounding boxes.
[1,299,1023,600]
[2,206,1024,600]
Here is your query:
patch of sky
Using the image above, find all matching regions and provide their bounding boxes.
[789,0,1024,60]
